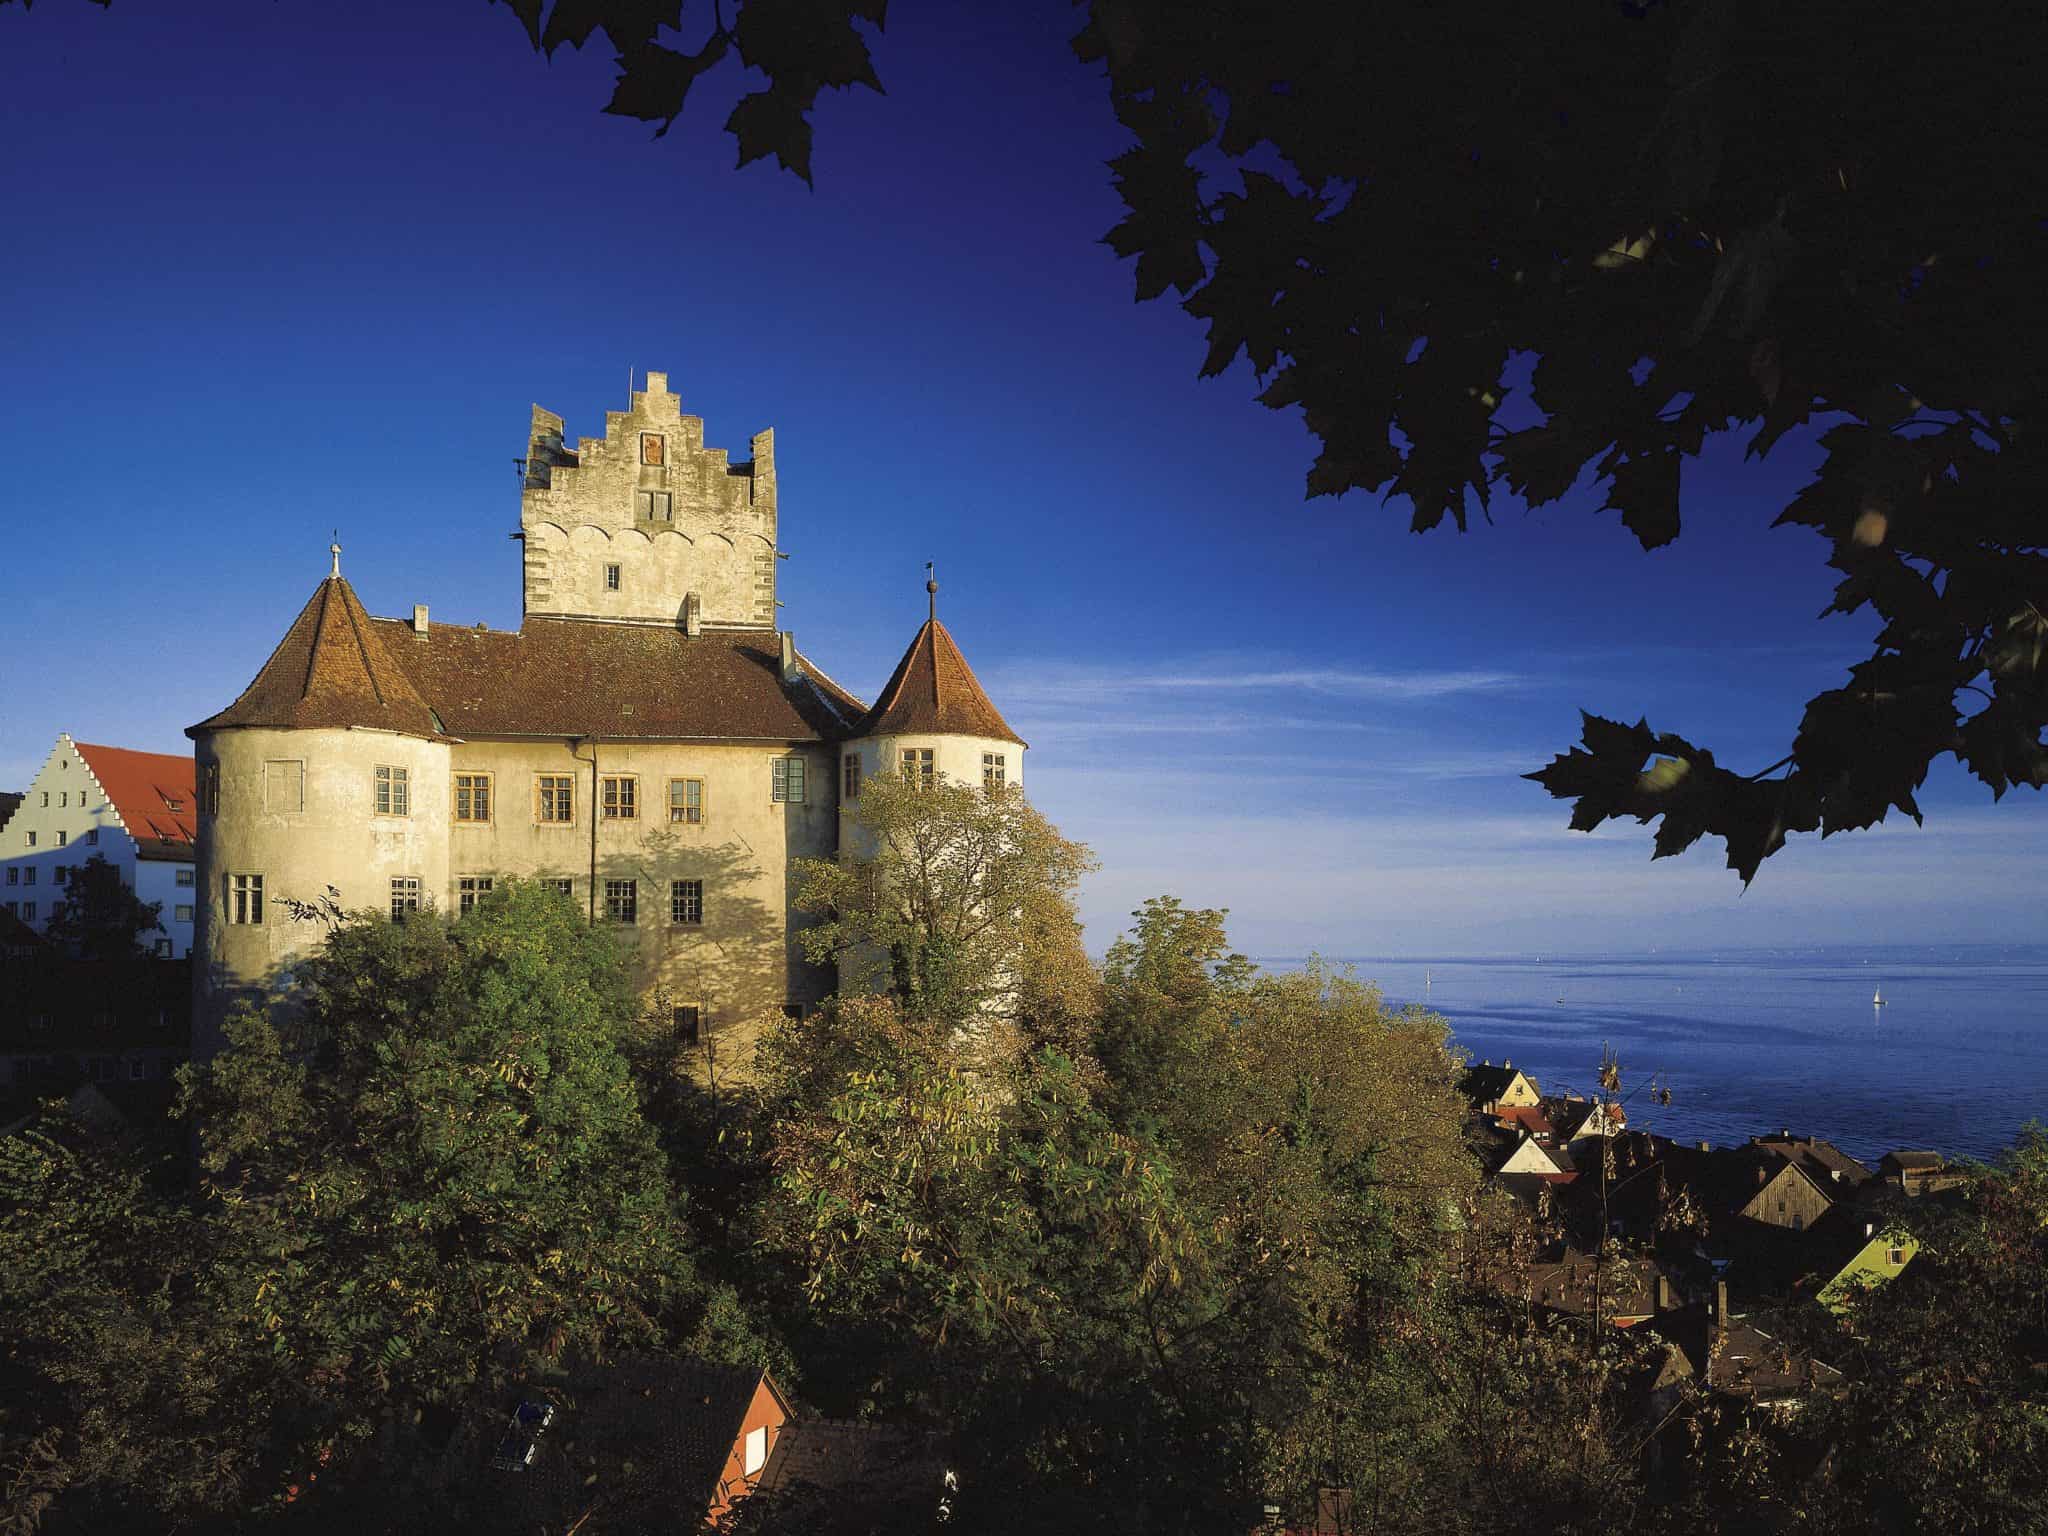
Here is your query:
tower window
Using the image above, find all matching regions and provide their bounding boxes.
[605,879,637,924]
[374,765,410,817]
[264,759,305,813]
[635,489,672,521]
[772,756,806,804]
[983,752,1006,787]
[228,873,263,926]
[601,776,638,820]
[55,831,67,847]
[671,879,703,925]
[901,749,934,789]
[604,563,622,591]
[536,775,575,824]
[202,763,220,817]
[842,753,861,800]
[453,772,492,823]
[23,832,34,848]
[458,876,494,915]
[390,877,422,922]
[667,777,703,824]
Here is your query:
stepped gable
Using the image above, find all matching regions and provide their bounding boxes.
[73,743,197,860]
[854,618,1024,746]
[365,617,865,742]
[190,574,445,741]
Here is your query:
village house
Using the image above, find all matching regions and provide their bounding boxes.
[1457,1060,1540,1113]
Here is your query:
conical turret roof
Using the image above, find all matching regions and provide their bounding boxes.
[854,618,1024,746]
[189,574,444,739]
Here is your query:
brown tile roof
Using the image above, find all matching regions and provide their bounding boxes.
[853,619,1023,746]
[1754,1133,1873,1194]
[189,577,443,740]
[74,743,198,862]
[190,577,869,745]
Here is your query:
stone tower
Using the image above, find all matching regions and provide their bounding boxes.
[519,370,778,630]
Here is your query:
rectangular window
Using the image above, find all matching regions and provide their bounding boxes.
[453,772,492,823]
[86,829,99,845]
[670,879,703,925]
[175,868,195,887]
[374,765,410,817]
[54,866,68,886]
[641,432,665,466]
[1887,1246,1905,1265]
[59,792,67,808]
[264,759,305,813]
[983,752,1006,787]
[782,1003,805,1023]
[842,752,861,800]
[174,904,194,923]
[390,876,422,922]
[92,1057,114,1083]
[228,873,263,925]
[4,868,15,885]
[673,1004,701,1046]
[667,777,703,825]
[901,748,934,788]
[772,755,806,804]
[128,1059,147,1082]
[604,879,637,924]
[744,1425,767,1477]
[457,876,494,915]
[20,902,34,921]
[541,877,575,899]
[604,563,622,591]
[24,831,35,848]
[536,775,575,824]
[21,868,34,886]
[635,489,672,521]
[55,830,66,847]
[203,763,220,817]
[601,776,638,820]
[3,900,14,914]
[39,792,47,807]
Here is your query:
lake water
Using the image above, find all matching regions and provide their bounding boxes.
[1258,947,2048,1166]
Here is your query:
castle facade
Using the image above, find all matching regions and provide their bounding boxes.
[187,372,1023,1063]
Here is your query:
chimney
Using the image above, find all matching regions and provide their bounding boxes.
[1865,1220,1875,1238]
[1503,1059,1512,1069]
[1755,1164,1767,1186]
[1696,1141,1711,1152]
[1715,1280,1728,1324]
[1656,1274,1675,1313]
[683,591,702,639]
[780,631,800,684]
[412,604,429,636]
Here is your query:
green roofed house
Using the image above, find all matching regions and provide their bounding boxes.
[1806,1204,1919,1314]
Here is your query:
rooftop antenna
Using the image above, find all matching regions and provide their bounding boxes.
[628,364,635,406]
[329,532,342,579]
[925,561,938,623]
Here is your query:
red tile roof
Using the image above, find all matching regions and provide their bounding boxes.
[189,576,444,740]
[188,574,869,745]
[853,618,1023,745]
[74,743,197,862]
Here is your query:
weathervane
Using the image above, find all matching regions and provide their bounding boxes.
[926,561,938,622]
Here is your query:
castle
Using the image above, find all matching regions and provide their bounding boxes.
[187,372,1024,1062]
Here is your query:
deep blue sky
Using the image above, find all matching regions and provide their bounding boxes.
[3,0,2041,954]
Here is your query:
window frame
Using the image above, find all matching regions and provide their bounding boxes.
[373,764,411,818]
[983,751,1006,788]
[452,771,493,825]
[901,748,935,789]
[390,876,422,923]
[673,1003,701,1046]
[670,878,703,926]
[175,868,195,887]
[228,873,264,926]
[535,774,576,826]
[601,775,639,821]
[603,562,622,592]
[457,875,495,916]
[264,758,306,814]
[541,877,575,902]
[842,752,861,801]
[666,776,704,825]
[604,878,638,925]
[772,755,807,804]
[635,488,673,521]
[174,903,195,923]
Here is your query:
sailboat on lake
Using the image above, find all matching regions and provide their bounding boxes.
[1873,988,1887,1008]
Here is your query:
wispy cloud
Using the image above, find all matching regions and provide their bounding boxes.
[993,661,1524,708]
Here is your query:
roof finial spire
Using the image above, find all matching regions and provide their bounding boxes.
[329,533,342,580]
[925,561,938,623]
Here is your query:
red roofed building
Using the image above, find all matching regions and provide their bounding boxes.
[1,735,196,957]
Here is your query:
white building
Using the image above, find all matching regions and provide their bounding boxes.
[0,735,198,957]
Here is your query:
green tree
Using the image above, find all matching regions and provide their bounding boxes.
[792,773,1096,1030]
[41,854,162,963]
